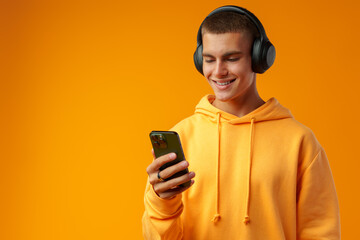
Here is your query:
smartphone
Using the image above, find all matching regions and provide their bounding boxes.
[149,131,191,188]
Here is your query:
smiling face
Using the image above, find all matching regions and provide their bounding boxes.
[202,32,257,106]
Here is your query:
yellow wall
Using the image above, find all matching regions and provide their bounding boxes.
[1,0,359,239]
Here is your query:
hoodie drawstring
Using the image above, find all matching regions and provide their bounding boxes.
[244,117,255,224]
[211,112,221,223]
[211,113,256,225]
[212,112,222,223]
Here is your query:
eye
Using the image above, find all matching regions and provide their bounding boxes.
[204,58,215,63]
[227,58,240,62]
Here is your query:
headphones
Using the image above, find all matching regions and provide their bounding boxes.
[193,5,276,75]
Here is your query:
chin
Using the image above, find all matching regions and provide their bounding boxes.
[213,93,233,102]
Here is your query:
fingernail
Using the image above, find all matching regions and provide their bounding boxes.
[169,153,176,159]
[182,161,188,167]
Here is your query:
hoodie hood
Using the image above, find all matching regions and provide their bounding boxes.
[195,95,293,123]
[194,95,293,224]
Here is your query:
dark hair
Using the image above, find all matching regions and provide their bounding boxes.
[201,11,260,41]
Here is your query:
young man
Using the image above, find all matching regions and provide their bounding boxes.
[143,6,340,239]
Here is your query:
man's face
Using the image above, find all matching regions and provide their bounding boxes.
[202,32,256,103]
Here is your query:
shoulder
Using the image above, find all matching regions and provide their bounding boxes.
[279,116,322,149]
[170,114,203,133]
[288,118,320,146]
[169,113,210,146]
[282,117,325,170]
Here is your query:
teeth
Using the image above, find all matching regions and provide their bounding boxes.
[217,81,232,86]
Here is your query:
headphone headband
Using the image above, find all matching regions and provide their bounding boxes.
[196,5,268,47]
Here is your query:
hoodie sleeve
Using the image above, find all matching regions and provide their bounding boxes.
[142,180,184,240]
[296,147,341,239]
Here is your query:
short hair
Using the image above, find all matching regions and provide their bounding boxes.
[201,11,260,42]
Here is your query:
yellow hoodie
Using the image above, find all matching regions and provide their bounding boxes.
[143,95,340,240]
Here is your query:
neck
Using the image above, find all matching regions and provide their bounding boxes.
[212,82,265,118]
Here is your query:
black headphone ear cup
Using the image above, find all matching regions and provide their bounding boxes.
[261,41,276,72]
[252,38,276,73]
[193,44,204,75]
[251,38,262,73]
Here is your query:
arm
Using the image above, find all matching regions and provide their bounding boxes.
[297,148,341,239]
[142,151,195,240]
[142,182,184,240]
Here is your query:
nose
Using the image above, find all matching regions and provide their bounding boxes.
[213,61,228,78]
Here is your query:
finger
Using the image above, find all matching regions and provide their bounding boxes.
[147,159,183,185]
[158,160,189,180]
[149,152,177,172]
[149,160,189,185]
[146,152,176,176]
[154,171,195,194]
[159,180,195,199]
[157,171,165,182]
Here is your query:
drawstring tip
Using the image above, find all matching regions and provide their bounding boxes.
[243,216,250,224]
[211,214,221,223]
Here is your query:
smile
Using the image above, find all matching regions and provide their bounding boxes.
[213,79,236,86]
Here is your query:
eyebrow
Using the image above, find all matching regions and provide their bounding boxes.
[202,51,243,58]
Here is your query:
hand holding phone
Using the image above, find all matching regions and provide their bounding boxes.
[147,131,195,199]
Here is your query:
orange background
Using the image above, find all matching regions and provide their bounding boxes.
[1,0,359,239]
